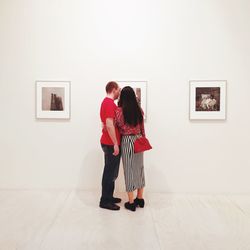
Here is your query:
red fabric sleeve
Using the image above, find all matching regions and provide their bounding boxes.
[105,102,115,119]
[114,108,123,128]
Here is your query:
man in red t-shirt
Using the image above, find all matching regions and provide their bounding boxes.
[99,81,121,211]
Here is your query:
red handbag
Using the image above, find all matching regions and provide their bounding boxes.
[134,136,152,153]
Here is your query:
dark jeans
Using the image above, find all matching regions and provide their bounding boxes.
[100,144,121,205]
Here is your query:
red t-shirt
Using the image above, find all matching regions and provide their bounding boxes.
[100,97,121,145]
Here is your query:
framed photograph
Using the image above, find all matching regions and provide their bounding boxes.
[117,81,147,120]
[189,80,227,120]
[36,81,71,119]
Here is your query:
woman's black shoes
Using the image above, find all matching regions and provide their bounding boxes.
[125,202,136,212]
[134,198,145,208]
[125,198,145,211]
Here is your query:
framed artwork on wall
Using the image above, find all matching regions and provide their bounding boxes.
[117,81,147,120]
[189,80,227,120]
[36,81,71,119]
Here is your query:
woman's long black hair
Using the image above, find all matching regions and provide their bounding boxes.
[118,86,143,126]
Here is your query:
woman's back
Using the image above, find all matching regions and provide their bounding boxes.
[115,107,145,136]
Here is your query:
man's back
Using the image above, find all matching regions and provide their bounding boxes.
[100,97,120,146]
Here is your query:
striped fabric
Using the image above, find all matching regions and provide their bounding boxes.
[121,135,145,192]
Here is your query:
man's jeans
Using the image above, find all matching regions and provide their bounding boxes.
[100,144,121,205]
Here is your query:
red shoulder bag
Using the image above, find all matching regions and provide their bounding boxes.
[134,136,152,153]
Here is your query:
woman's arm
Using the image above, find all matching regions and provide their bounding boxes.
[140,109,146,137]
[114,108,122,129]
[140,120,145,137]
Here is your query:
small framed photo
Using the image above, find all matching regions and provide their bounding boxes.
[117,81,147,120]
[36,81,71,119]
[189,80,227,120]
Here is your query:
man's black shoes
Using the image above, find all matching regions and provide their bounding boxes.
[99,197,121,210]
[111,197,122,203]
[99,203,120,211]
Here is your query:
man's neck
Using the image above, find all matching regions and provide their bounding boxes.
[106,94,114,100]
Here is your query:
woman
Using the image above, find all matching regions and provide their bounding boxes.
[115,86,146,212]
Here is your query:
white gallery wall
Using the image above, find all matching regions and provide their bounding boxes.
[0,0,250,193]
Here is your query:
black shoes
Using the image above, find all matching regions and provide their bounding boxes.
[99,203,120,211]
[125,202,136,212]
[124,198,145,211]
[111,197,122,203]
[99,197,121,210]
[99,197,144,211]
[134,198,145,208]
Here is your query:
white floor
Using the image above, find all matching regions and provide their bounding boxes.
[0,190,250,250]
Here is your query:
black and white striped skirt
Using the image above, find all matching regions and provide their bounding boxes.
[121,135,145,192]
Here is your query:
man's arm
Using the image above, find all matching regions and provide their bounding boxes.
[106,118,119,156]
